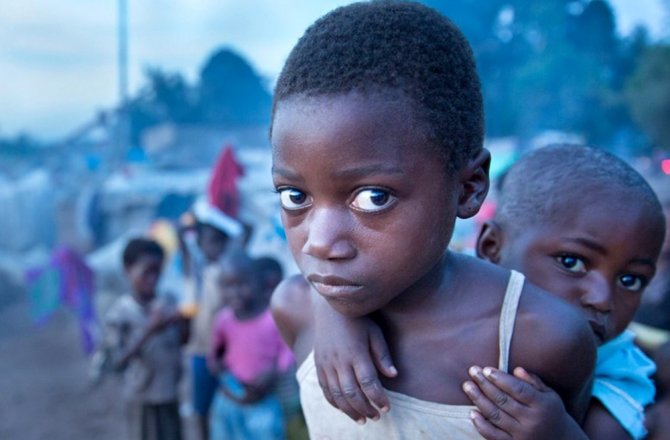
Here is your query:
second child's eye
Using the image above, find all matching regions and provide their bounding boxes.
[351,188,396,212]
[278,188,312,210]
[618,274,645,292]
[556,255,587,274]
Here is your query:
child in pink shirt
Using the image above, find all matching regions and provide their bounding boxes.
[208,250,292,440]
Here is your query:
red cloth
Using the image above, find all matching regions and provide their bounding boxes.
[208,145,244,218]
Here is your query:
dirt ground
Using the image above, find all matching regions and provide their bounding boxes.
[0,289,129,440]
[0,280,304,440]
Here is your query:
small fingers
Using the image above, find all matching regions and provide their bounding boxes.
[469,410,513,440]
[352,361,390,415]
[479,366,541,406]
[336,365,382,421]
[513,367,549,392]
[462,379,516,431]
[468,366,526,417]
[368,323,398,378]
[317,365,366,423]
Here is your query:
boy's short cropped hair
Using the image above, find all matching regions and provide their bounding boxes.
[496,144,666,234]
[122,238,165,268]
[273,0,483,171]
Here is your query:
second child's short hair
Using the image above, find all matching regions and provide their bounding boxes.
[122,238,165,268]
[497,144,665,234]
[255,256,283,281]
[273,0,483,171]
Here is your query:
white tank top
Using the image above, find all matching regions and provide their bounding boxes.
[297,270,525,440]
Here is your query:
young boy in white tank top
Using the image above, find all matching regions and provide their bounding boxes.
[269,2,596,439]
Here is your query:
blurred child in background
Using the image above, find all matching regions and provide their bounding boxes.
[101,238,186,440]
[179,198,244,440]
[208,251,293,440]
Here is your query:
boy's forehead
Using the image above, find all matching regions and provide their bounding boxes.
[271,91,438,162]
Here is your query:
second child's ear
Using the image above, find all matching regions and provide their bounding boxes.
[457,149,490,219]
[476,220,503,263]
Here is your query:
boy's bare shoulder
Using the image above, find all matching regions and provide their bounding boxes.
[514,281,596,419]
[270,274,313,354]
[515,282,595,370]
[453,256,595,418]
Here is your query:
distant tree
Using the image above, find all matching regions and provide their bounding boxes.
[197,48,272,126]
[127,69,197,145]
[626,45,670,152]
[420,0,646,150]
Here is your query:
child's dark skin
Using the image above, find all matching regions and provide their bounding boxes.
[116,253,183,369]
[317,177,664,439]
[270,90,596,432]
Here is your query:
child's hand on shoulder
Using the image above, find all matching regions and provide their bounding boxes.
[313,299,397,423]
[463,366,587,440]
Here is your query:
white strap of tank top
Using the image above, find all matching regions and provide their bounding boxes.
[497,270,525,372]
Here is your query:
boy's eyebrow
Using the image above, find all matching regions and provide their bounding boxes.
[563,237,607,255]
[564,237,657,268]
[271,166,302,180]
[628,257,657,269]
[271,164,405,180]
[331,164,405,179]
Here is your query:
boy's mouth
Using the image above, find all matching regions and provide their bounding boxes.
[307,274,363,299]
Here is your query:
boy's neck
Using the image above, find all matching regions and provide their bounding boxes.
[379,251,456,321]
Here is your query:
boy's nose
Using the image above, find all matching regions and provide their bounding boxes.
[301,206,356,261]
[580,272,613,313]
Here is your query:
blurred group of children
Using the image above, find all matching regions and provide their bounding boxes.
[97,196,298,440]
[93,2,670,440]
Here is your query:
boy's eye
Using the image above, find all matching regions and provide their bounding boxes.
[618,274,645,292]
[556,255,587,274]
[350,188,396,212]
[278,188,312,210]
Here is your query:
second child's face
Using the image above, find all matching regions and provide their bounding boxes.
[491,188,663,344]
[218,264,257,315]
[271,91,462,317]
[126,254,163,302]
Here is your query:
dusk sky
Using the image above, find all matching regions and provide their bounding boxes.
[0,0,666,140]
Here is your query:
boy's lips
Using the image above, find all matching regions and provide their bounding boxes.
[307,274,363,299]
[588,320,607,344]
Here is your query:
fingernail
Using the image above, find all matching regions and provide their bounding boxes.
[483,367,494,378]
[372,415,380,421]
[380,405,390,413]
[357,419,366,425]
[389,366,398,375]
[469,410,478,420]
[462,381,474,393]
[468,366,479,377]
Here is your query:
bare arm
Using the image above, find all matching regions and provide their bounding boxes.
[311,294,397,422]
[513,287,597,423]
[582,400,632,440]
[270,275,313,363]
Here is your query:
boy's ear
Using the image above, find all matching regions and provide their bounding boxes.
[476,220,503,263]
[457,149,490,219]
